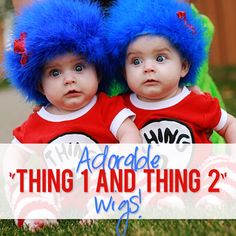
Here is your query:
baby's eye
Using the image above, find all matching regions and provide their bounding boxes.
[133,58,142,65]
[156,55,166,62]
[75,64,84,72]
[49,69,61,77]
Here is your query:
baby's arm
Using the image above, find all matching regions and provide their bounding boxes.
[217,113,236,143]
[116,118,142,143]
[98,92,142,143]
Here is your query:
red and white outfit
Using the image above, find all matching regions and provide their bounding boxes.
[10,93,134,227]
[122,87,227,143]
[13,93,135,144]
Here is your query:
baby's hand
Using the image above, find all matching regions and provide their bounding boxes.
[23,219,58,232]
[187,85,204,95]
[33,105,42,112]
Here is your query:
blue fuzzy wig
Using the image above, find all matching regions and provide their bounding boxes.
[4,0,105,105]
[105,0,207,92]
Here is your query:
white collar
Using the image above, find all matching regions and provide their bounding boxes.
[129,86,191,110]
[37,96,97,122]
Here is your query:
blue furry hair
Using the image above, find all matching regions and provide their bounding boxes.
[105,0,207,90]
[4,0,105,105]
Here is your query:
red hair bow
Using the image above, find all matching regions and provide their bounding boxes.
[177,11,196,34]
[14,32,28,65]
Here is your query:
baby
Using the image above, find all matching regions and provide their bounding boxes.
[5,0,141,145]
[105,0,236,143]
[4,0,141,231]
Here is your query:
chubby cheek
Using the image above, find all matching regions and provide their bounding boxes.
[40,79,54,91]
[89,85,99,97]
[87,78,99,92]
[44,89,60,101]
[126,67,140,82]
[41,81,62,101]
[126,80,140,95]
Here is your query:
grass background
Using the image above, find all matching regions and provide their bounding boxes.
[0,66,236,235]
[1,219,236,236]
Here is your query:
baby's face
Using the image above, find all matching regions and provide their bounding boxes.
[125,35,189,102]
[40,53,99,114]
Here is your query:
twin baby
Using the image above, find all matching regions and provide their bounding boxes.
[4,0,236,231]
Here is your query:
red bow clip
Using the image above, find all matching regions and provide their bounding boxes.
[14,32,28,65]
[177,11,196,34]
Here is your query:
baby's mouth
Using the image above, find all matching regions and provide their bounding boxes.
[68,89,76,93]
[144,79,159,84]
[65,89,81,96]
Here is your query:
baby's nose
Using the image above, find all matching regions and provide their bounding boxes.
[64,72,76,84]
[144,60,156,73]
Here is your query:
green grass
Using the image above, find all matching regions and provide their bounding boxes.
[1,67,236,235]
[1,219,236,236]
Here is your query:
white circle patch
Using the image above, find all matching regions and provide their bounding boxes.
[140,120,194,144]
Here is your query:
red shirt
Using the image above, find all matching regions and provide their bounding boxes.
[122,87,227,143]
[13,93,134,143]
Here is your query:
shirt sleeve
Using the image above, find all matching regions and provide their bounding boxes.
[12,112,37,143]
[201,93,228,130]
[214,109,228,131]
[98,93,135,138]
[13,122,27,143]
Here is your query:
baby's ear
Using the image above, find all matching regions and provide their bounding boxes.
[181,60,190,78]
[38,83,44,95]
